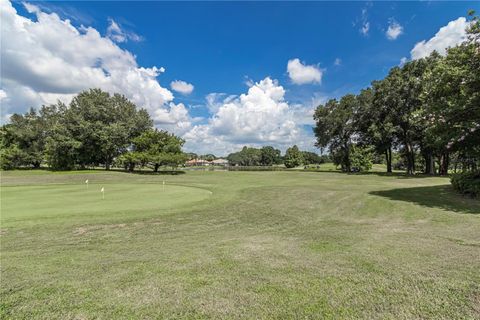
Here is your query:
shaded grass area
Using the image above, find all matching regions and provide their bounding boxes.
[371,184,480,215]
[1,170,479,319]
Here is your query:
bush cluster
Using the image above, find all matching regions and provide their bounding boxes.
[451,172,480,198]
[227,166,286,171]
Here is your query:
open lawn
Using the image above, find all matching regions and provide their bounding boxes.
[1,170,479,319]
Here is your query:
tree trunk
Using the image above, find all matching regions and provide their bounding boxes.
[344,143,351,172]
[386,147,392,173]
[154,164,160,172]
[439,153,445,175]
[430,155,435,175]
[406,142,415,175]
[105,161,110,171]
[424,152,435,175]
[439,152,450,175]
[424,153,430,174]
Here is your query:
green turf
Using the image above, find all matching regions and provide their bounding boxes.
[2,183,211,222]
[1,170,479,319]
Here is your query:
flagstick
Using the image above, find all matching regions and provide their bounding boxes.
[85,179,89,189]
[101,187,105,200]
[163,180,165,192]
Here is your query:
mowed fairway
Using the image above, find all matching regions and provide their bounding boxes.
[1,170,479,319]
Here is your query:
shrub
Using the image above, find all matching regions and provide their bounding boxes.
[0,145,30,170]
[350,145,373,172]
[284,145,303,168]
[227,166,285,171]
[44,133,80,171]
[450,171,480,198]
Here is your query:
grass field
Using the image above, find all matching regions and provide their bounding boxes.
[1,169,479,319]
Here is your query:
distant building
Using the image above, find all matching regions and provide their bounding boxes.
[211,158,229,166]
[185,159,210,166]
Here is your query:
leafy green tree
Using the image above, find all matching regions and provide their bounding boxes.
[116,151,147,172]
[1,103,67,169]
[0,144,29,170]
[301,151,322,165]
[243,147,262,166]
[313,95,357,171]
[284,145,303,168]
[260,146,281,166]
[379,60,429,175]
[2,109,44,168]
[226,151,242,166]
[422,14,480,174]
[65,89,152,170]
[311,10,478,176]
[350,145,373,172]
[357,86,397,173]
[44,126,81,170]
[227,146,262,166]
[131,129,186,172]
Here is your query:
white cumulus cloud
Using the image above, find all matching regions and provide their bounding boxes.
[386,20,403,40]
[287,59,322,85]
[410,17,469,59]
[0,90,7,101]
[183,77,316,155]
[106,18,143,43]
[170,80,194,95]
[0,0,174,122]
[152,102,195,136]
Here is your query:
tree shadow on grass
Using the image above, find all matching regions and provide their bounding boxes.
[116,169,186,175]
[348,172,440,179]
[303,169,439,179]
[370,185,480,214]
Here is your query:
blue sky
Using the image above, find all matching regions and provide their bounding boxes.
[2,1,478,155]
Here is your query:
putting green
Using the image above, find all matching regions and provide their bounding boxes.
[1,183,211,223]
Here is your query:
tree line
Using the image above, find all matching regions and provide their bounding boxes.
[226,145,326,168]
[1,89,186,171]
[314,12,479,175]
[0,87,326,171]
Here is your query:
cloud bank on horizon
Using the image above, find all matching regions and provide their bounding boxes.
[183,77,316,155]
[0,0,472,155]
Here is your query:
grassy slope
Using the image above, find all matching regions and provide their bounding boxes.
[1,170,479,319]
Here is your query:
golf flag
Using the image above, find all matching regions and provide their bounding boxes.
[101,187,105,199]
[163,180,165,191]
[85,179,89,189]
